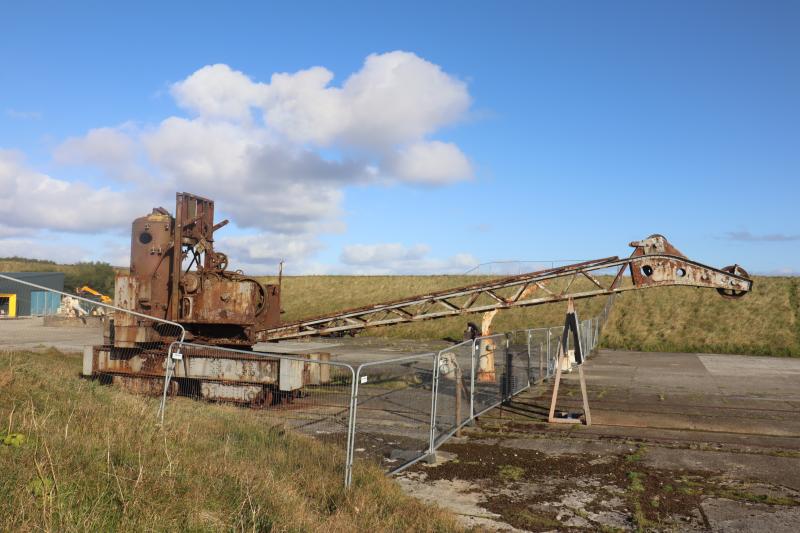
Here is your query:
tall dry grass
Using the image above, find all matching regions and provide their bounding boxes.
[268,274,610,341]
[0,349,460,532]
[601,276,800,356]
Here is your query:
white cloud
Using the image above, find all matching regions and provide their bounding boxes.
[0,149,142,233]
[725,230,800,242]
[97,240,133,268]
[219,232,323,271]
[760,267,800,276]
[54,126,151,183]
[55,127,136,168]
[7,51,476,270]
[262,51,471,150]
[143,53,474,251]
[333,51,470,149]
[144,117,268,187]
[172,64,267,122]
[0,224,35,239]
[387,141,472,184]
[170,51,472,156]
[143,116,360,234]
[261,66,346,145]
[340,242,478,274]
[0,236,89,264]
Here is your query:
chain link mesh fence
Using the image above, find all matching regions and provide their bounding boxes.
[431,340,473,448]
[506,330,532,395]
[470,333,507,417]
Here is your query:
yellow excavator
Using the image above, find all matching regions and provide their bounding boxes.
[77,285,112,305]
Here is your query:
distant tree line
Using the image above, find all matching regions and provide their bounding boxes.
[63,262,116,295]
[0,257,116,295]
[0,256,57,265]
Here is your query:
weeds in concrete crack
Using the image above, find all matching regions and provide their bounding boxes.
[625,445,648,463]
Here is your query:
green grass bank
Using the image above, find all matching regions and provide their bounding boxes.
[270,275,799,357]
[0,349,459,531]
[3,258,796,356]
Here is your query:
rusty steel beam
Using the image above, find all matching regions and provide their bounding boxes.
[86,343,334,404]
[257,235,752,341]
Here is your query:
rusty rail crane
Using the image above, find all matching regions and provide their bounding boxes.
[261,236,750,340]
[84,192,752,404]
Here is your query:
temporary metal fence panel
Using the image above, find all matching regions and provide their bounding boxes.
[425,318,604,465]
[527,328,546,383]
[0,273,188,440]
[431,340,474,448]
[507,330,532,395]
[588,318,598,354]
[471,333,509,418]
[349,353,438,482]
[581,317,600,357]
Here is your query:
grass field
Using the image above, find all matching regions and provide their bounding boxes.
[0,349,459,531]
[601,276,800,356]
[3,257,797,356]
[267,274,800,357]
[264,274,612,341]
[0,258,72,273]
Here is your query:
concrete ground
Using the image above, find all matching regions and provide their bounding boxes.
[0,316,103,352]
[399,349,800,532]
[255,336,450,364]
[0,316,447,362]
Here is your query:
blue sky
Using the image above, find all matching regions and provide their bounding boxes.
[1,1,798,275]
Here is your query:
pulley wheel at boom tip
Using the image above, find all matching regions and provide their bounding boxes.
[716,265,751,299]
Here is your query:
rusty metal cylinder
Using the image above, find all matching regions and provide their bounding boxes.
[127,210,173,319]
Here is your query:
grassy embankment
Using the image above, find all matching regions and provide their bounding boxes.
[4,257,797,355]
[270,275,800,357]
[269,274,611,340]
[0,349,459,531]
[601,276,799,356]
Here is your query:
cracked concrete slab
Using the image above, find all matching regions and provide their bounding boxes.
[702,497,800,532]
[398,350,800,532]
[396,473,527,532]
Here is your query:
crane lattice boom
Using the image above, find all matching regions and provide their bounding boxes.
[257,235,752,341]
